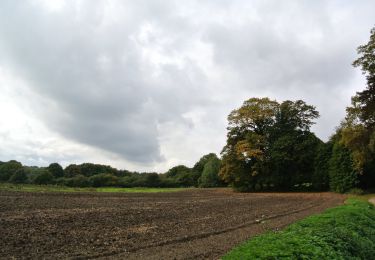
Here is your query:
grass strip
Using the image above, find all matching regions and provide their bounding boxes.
[223,198,375,259]
[0,183,188,193]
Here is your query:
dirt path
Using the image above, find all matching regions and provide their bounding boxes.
[369,197,375,206]
[0,189,345,259]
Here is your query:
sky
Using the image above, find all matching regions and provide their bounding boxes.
[0,0,374,172]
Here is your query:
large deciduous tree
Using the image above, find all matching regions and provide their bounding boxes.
[219,97,320,191]
[337,27,375,189]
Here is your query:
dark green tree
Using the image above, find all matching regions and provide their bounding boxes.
[0,160,23,182]
[89,173,119,187]
[47,163,64,178]
[145,173,161,187]
[269,131,321,190]
[64,164,81,178]
[165,165,194,187]
[33,169,54,185]
[329,141,358,193]
[312,142,333,191]
[198,154,221,187]
[64,174,90,187]
[192,153,219,186]
[352,26,375,127]
[9,168,28,184]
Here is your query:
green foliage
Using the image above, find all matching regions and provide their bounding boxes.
[33,169,54,185]
[47,163,64,178]
[329,141,359,193]
[78,163,118,177]
[144,173,161,187]
[348,188,365,195]
[192,153,218,186]
[9,168,28,184]
[336,26,375,190]
[270,131,321,190]
[64,174,91,187]
[64,163,126,179]
[0,183,187,193]
[165,165,194,187]
[223,199,375,259]
[198,155,221,187]
[64,164,81,178]
[89,173,119,187]
[0,160,23,182]
[352,26,375,127]
[312,142,332,191]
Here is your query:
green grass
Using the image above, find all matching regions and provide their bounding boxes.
[349,193,375,202]
[0,183,188,193]
[223,198,375,259]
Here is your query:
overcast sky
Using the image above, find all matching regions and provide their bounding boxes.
[0,0,374,172]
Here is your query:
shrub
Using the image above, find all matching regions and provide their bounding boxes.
[47,163,64,178]
[198,155,221,188]
[223,199,375,259]
[89,173,118,187]
[65,175,90,187]
[33,170,54,185]
[348,188,365,195]
[144,173,161,187]
[118,175,137,187]
[9,168,28,184]
[0,160,23,182]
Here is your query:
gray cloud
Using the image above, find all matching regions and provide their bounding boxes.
[0,0,210,164]
[0,0,374,168]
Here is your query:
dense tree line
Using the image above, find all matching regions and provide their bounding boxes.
[0,153,223,188]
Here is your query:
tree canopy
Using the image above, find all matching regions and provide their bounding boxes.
[220,97,320,191]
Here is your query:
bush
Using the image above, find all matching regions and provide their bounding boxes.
[33,170,54,185]
[0,160,23,182]
[144,173,161,187]
[64,175,91,187]
[47,163,64,178]
[89,173,119,187]
[347,188,365,195]
[9,168,28,184]
[223,199,375,259]
[118,175,137,187]
[198,155,221,188]
[165,165,194,187]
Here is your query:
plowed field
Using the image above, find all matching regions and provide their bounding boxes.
[0,189,344,259]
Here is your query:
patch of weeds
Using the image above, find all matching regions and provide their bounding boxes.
[223,199,375,259]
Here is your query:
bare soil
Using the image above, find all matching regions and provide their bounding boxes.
[0,189,345,259]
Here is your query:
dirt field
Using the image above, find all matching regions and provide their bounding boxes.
[0,189,344,259]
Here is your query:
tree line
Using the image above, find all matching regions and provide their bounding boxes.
[0,153,223,188]
[1,27,374,193]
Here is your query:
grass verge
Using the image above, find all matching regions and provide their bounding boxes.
[0,183,188,193]
[223,198,375,259]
